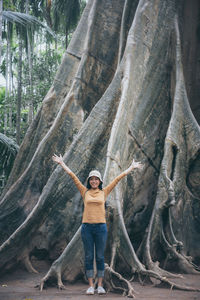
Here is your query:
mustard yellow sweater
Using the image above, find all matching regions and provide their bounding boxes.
[69,171,126,223]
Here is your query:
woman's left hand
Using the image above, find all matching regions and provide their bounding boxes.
[52,154,64,165]
[125,159,143,174]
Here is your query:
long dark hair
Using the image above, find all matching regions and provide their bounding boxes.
[86,178,103,190]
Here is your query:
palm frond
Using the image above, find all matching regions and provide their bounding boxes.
[2,11,55,37]
[52,0,80,32]
[0,133,19,179]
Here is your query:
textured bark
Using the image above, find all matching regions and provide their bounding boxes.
[0,0,200,297]
[0,0,125,241]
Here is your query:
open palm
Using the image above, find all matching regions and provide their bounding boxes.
[52,154,63,164]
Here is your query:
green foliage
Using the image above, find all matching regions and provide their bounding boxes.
[0,133,19,193]
[3,0,16,11]
[53,0,81,33]
[0,0,83,138]
[0,0,85,190]
[3,10,55,37]
[0,88,6,133]
[0,47,63,141]
[22,48,63,105]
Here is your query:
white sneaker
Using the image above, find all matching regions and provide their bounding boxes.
[86,286,94,295]
[97,286,106,294]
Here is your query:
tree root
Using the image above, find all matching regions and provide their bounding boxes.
[23,255,38,274]
[181,254,200,272]
[154,277,200,292]
[104,263,200,298]
[161,227,200,275]
[104,264,136,298]
[40,266,67,291]
[147,260,183,279]
[104,183,199,296]
[39,227,84,291]
[19,249,38,274]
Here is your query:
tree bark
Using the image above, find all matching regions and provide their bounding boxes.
[0,0,200,297]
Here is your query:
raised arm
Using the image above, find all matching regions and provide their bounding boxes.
[104,159,143,197]
[52,154,87,197]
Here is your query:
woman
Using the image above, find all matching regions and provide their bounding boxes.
[52,154,143,295]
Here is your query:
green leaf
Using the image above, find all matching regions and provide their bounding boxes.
[0,133,19,180]
[3,11,56,37]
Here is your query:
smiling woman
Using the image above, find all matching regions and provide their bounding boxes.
[52,153,143,295]
[89,176,101,188]
[87,170,103,189]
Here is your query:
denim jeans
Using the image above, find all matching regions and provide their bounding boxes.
[81,223,107,278]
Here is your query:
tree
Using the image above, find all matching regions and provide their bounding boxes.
[1,9,55,64]
[0,0,200,298]
[0,1,56,143]
[0,133,19,193]
[28,0,86,48]
[25,0,34,125]
[16,24,23,144]
[0,0,3,64]
[52,0,83,48]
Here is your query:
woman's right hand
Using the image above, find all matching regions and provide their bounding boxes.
[52,154,64,165]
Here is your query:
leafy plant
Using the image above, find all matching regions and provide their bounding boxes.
[0,133,19,193]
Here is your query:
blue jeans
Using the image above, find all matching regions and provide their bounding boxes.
[81,223,107,278]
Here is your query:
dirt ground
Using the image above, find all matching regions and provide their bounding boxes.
[0,261,200,300]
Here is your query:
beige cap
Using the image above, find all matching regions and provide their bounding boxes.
[88,170,103,182]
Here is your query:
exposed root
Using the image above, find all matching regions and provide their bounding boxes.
[40,269,55,291]
[137,273,153,285]
[144,218,198,279]
[147,260,183,279]
[39,266,67,291]
[142,206,183,279]
[138,268,200,292]
[168,208,179,245]
[23,255,38,274]
[104,262,199,298]
[110,243,117,269]
[161,227,200,274]
[142,174,199,281]
[105,160,199,297]
[154,277,200,292]
[181,255,200,272]
[105,176,197,295]
[104,264,136,298]
[39,227,84,290]
[56,271,67,290]
[19,249,38,274]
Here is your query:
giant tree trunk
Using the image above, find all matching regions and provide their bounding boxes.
[0,0,200,297]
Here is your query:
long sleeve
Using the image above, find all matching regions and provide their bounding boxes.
[68,171,87,198]
[103,171,127,197]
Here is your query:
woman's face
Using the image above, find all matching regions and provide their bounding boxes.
[89,176,101,189]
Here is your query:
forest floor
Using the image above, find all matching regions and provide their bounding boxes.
[0,260,200,300]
